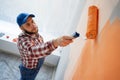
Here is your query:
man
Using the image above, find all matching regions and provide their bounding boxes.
[16,13,74,80]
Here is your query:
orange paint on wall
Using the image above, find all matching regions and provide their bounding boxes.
[72,18,120,80]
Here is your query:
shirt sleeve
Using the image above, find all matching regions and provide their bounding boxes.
[18,37,57,59]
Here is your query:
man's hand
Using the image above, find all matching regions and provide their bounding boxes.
[53,36,74,47]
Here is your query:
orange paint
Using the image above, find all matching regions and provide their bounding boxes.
[73,18,120,80]
[12,38,18,42]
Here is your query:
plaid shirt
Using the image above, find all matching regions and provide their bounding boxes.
[17,32,57,69]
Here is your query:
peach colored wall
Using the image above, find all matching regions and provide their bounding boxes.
[64,0,120,80]
[73,18,120,80]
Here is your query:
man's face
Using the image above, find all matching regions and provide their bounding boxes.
[21,17,38,34]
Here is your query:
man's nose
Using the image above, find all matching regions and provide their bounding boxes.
[31,23,37,28]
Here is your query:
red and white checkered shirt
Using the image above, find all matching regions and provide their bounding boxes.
[17,32,57,69]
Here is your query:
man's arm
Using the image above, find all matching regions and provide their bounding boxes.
[18,36,73,59]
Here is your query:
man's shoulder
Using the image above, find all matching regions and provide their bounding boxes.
[18,33,30,41]
[19,32,29,37]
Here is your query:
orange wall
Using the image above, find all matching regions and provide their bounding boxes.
[73,18,120,80]
[64,0,120,80]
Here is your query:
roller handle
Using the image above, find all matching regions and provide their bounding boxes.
[72,32,80,38]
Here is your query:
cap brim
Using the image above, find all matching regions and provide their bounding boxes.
[23,14,35,24]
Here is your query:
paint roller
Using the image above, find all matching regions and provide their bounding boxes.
[86,5,99,39]
[72,5,99,40]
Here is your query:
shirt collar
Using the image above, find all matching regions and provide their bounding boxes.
[19,31,39,38]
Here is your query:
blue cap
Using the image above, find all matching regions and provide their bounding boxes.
[16,13,35,27]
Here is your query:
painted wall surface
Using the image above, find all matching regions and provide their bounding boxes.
[64,0,120,80]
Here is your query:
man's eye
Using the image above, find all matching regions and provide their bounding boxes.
[32,20,35,23]
[26,23,30,26]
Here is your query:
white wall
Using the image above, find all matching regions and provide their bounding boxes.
[0,0,82,36]
[54,0,86,80]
